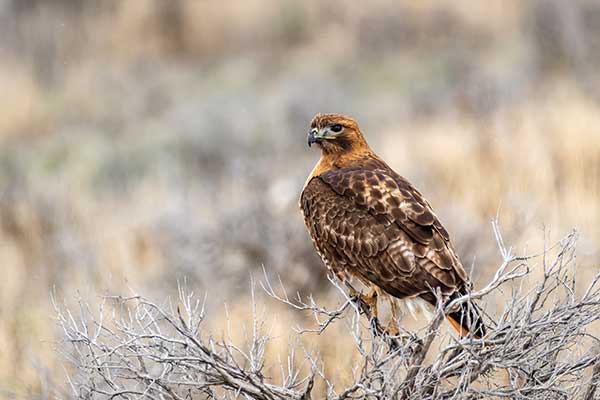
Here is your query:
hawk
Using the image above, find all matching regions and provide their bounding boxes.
[300,113,486,338]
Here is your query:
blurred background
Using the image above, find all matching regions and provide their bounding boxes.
[1,0,599,397]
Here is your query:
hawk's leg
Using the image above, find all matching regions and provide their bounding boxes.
[385,297,400,336]
[348,286,379,321]
[362,286,379,319]
[345,285,412,351]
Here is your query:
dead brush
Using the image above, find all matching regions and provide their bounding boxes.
[55,221,600,399]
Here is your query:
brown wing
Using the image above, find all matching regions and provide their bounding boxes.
[300,167,467,301]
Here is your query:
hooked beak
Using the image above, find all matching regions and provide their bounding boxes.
[307,128,318,147]
[307,128,334,147]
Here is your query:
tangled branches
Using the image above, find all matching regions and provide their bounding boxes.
[55,223,600,399]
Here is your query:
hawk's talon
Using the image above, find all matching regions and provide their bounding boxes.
[384,320,400,337]
[369,316,380,332]
[362,287,379,319]
[348,287,360,300]
[348,286,379,320]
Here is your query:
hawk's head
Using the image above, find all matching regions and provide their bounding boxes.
[308,113,369,154]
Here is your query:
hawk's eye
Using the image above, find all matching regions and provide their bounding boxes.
[330,124,343,133]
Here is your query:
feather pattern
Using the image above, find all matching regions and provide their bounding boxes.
[300,113,486,337]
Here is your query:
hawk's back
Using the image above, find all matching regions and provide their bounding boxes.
[300,161,468,304]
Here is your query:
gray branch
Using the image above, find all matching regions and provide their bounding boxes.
[55,223,600,399]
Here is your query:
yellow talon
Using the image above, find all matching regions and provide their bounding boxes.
[363,287,379,319]
[348,286,379,319]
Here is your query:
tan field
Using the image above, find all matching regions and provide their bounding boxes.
[0,1,599,398]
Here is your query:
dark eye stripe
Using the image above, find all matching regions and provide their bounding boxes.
[331,124,343,132]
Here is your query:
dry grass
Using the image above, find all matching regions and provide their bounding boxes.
[0,1,599,398]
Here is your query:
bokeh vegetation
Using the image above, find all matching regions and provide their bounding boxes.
[0,0,599,398]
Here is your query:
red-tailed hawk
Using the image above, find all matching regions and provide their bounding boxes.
[300,113,485,338]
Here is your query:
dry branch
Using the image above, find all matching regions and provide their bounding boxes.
[55,223,600,399]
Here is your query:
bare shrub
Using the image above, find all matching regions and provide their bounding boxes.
[55,222,600,399]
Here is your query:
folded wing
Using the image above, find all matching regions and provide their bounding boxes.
[301,167,468,301]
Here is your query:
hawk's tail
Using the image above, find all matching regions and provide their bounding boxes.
[445,290,487,339]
